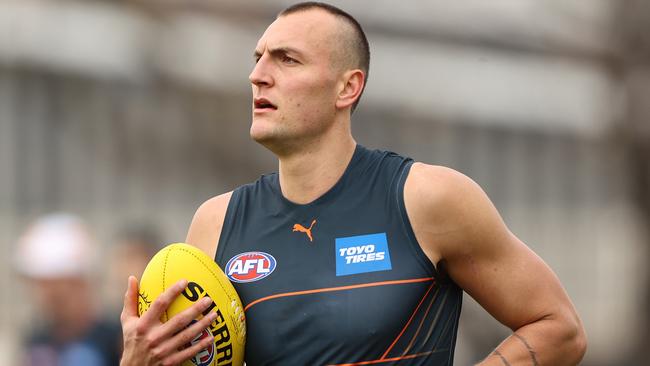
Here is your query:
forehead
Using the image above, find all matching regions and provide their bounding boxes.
[256,9,341,54]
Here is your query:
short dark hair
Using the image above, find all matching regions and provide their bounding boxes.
[279,2,370,113]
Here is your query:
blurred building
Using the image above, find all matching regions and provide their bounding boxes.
[0,0,648,365]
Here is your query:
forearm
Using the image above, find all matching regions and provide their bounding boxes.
[477,317,586,366]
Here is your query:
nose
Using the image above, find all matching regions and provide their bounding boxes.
[249,54,273,88]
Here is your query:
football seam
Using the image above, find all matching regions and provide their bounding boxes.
[174,246,236,303]
[171,244,246,346]
[162,247,170,322]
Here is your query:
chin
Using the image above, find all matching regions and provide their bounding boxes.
[250,124,272,143]
[250,129,297,156]
[250,126,279,149]
[250,117,286,142]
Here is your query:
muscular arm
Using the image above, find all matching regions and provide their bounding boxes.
[405,163,586,366]
[185,192,232,259]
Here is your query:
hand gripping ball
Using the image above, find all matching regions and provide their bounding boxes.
[138,243,246,366]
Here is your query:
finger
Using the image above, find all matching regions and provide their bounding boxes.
[159,296,215,339]
[164,323,216,366]
[140,279,188,326]
[121,276,139,320]
[155,309,219,358]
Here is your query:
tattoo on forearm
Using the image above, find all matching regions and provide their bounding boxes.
[513,333,540,366]
[493,350,511,366]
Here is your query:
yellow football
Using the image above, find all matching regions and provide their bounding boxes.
[138,243,246,366]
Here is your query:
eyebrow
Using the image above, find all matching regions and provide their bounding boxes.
[254,46,305,60]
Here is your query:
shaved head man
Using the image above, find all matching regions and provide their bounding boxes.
[119,3,587,365]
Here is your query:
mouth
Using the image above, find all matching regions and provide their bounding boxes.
[253,98,277,111]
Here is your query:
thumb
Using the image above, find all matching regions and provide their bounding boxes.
[121,275,139,320]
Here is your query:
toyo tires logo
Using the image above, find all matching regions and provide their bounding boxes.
[225,252,276,283]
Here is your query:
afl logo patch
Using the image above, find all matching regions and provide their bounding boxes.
[186,320,214,366]
[226,252,277,283]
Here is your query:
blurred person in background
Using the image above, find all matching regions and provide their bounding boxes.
[14,213,122,366]
[105,223,162,316]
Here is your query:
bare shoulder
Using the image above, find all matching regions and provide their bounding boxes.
[185,192,233,260]
[406,162,480,203]
[404,162,506,263]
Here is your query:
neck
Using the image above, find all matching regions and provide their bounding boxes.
[277,131,356,205]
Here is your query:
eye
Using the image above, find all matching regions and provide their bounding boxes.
[282,55,298,64]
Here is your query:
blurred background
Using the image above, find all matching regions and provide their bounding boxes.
[1,0,648,365]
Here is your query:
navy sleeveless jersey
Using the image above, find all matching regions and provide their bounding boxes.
[216,145,462,365]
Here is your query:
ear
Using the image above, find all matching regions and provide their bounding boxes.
[335,69,365,110]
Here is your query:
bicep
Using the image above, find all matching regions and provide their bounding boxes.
[407,164,574,330]
[447,227,570,330]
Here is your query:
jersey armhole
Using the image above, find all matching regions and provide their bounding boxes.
[215,188,242,265]
[396,160,441,280]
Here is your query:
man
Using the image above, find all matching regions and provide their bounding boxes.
[120,2,587,365]
[106,224,162,314]
[15,213,122,366]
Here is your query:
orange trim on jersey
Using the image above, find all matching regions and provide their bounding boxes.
[401,286,439,356]
[243,277,434,312]
[379,281,436,360]
[329,350,438,366]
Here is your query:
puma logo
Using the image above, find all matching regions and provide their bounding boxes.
[292,219,317,242]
